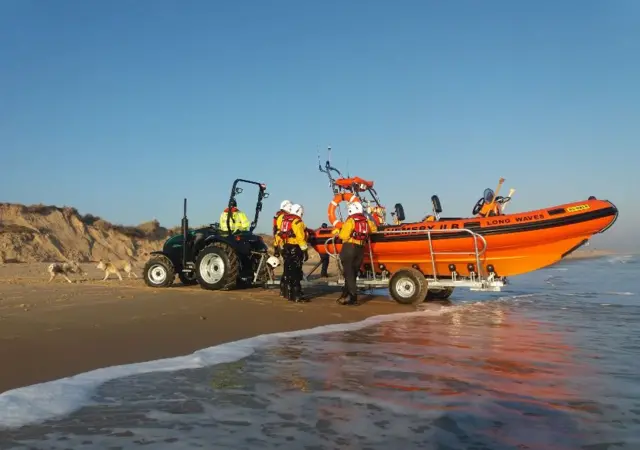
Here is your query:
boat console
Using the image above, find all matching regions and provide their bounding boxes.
[473,187,512,217]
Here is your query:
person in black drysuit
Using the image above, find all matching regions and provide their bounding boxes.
[332,201,377,305]
[319,222,330,277]
[274,203,309,302]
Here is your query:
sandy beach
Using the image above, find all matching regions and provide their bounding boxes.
[0,261,405,395]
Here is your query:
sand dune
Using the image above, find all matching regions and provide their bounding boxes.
[0,203,284,265]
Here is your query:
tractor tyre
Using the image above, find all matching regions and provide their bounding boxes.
[143,254,176,288]
[195,242,240,291]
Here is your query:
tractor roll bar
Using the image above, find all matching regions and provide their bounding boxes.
[227,178,269,233]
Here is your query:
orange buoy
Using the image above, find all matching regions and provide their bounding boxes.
[327,193,360,228]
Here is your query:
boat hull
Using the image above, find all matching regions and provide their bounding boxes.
[308,198,618,278]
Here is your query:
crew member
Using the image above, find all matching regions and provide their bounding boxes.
[219,199,250,232]
[332,201,378,305]
[273,200,293,237]
[274,203,309,302]
[319,222,330,277]
[478,199,502,217]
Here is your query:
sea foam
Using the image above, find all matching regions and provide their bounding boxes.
[0,307,450,430]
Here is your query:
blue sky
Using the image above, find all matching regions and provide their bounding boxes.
[1,0,637,249]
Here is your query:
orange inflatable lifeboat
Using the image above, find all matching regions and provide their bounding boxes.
[309,180,618,285]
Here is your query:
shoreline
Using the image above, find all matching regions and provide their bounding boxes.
[0,250,619,395]
[0,262,408,396]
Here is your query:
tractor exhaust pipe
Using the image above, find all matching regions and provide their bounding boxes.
[182,198,188,269]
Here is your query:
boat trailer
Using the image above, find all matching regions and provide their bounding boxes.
[261,227,508,304]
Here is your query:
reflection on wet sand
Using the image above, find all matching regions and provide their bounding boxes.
[268,342,311,393]
[314,301,597,449]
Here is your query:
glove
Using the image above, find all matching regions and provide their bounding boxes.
[331,228,340,236]
[273,247,280,257]
[303,249,309,262]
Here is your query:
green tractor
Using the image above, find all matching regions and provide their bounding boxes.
[142,179,271,290]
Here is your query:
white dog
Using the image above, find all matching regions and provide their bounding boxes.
[47,261,85,283]
[96,259,138,281]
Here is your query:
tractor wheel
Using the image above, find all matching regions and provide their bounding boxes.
[425,287,455,301]
[143,255,175,288]
[195,242,240,291]
[178,271,198,286]
[389,268,428,305]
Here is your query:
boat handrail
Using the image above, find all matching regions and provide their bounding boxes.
[323,227,488,280]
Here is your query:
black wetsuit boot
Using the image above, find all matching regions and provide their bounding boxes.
[279,276,289,298]
[283,244,305,302]
[336,285,348,303]
[281,246,294,300]
[320,254,330,277]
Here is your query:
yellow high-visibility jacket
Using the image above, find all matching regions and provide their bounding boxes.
[333,215,378,245]
[219,208,250,232]
[274,215,308,251]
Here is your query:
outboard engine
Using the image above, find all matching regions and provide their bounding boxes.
[392,203,405,224]
[431,195,443,220]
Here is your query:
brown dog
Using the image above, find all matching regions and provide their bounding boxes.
[96,259,138,281]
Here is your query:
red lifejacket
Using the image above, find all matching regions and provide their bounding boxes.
[350,214,370,241]
[272,210,285,236]
[278,214,298,240]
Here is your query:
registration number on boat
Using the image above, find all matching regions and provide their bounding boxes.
[566,204,590,213]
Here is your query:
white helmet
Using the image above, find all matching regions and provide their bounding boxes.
[267,255,280,268]
[280,200,292,212]
[290,203,304,217]
[347,201,363,216]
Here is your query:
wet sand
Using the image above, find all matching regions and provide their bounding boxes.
[0,262,405,394]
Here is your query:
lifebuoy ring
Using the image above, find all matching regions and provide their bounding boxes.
[327,193,360,228]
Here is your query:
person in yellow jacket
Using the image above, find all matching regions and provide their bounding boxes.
[273,200,293,236]
[274,203,309,302]
[219,199,250,233]
[332,200,378,305]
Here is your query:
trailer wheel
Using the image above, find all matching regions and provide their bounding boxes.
[389,268,428,305]
[425,287,455,301]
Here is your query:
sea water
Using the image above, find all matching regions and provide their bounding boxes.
[0,255,638,449]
